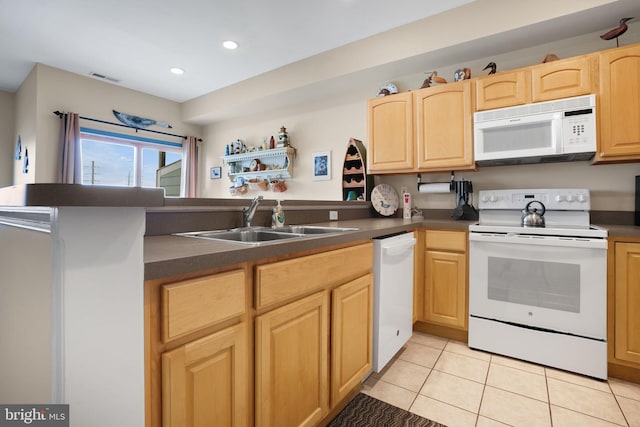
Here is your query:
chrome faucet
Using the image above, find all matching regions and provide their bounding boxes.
[243,195,264,227]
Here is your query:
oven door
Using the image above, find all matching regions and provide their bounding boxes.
[469,232,607,340]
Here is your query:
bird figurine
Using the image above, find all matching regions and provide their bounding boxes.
[600,17,633,47]
[420,71,447,88]
[483,62,497,75]
[113,110,172,129]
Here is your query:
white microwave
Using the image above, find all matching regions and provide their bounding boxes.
[474,94,596,166]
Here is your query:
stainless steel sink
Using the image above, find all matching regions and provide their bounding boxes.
[276,225,358,234]
[175,225,357,246]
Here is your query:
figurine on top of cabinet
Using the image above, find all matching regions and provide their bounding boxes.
[483,62,497,75]
[454,68,471,82]
[420,71,447,88]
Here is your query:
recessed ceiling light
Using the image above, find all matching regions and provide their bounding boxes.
[170,67,185,75]
[223,40,239,50]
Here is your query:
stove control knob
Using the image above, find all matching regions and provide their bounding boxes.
[481,194,490,203]
[566,194,575,203]
[489,195,498,203]
[555,195,565,202]
[577,194,587,203]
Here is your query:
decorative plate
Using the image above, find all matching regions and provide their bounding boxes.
[376,82,398,97]
[371,184,399,216]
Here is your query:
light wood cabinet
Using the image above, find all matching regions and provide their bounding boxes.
[612,242,640,365]
[255,291,330,427]
[331,274,373,406]
[145,268,251,427]
[420,230,468,331]
[254,243,373,427]
[475,70,531,111]
[415,80,475,172]
[531,54,595,102]
[162,323,248,427]
[367,92,414,173]
[476,55,595,110]
[596,44,640,162]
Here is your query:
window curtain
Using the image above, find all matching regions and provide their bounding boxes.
[180,136,198,197]
[57,112,82,183]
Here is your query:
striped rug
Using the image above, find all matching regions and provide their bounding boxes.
[328,393,446,427]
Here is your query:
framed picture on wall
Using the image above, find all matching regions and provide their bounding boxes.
[210,166,222,179]
[312,151,331,181]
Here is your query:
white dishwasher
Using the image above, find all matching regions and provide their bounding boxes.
[372,231,416,372]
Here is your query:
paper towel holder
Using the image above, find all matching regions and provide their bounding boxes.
[416,172,455,192]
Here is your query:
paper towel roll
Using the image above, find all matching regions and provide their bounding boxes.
[418,182,451,194]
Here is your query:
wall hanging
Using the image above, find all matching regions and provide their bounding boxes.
[112,110,172,129]
[312,151,331,181]
[22,148,29,174]
[14,135,21,160]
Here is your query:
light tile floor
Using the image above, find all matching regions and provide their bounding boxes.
[363,332,640,427]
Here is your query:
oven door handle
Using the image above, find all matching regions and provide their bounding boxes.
[469,232,607,249]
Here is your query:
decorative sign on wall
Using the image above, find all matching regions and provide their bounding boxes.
[22,148,29,174]
[312,151,331,181]
[210,166,222,179]
[113,110,172,129]
[14,135,21,160]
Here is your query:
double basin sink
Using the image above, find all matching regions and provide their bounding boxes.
[176,225,358,246]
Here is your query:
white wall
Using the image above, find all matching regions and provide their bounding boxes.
[14,67,37,185]
[201,22,640,211]
[0,91,15,187]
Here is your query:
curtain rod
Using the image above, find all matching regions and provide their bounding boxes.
[53,111,202,141]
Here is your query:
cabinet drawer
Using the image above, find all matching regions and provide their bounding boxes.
[162,269,246,342]
[255,243,373,310]
[425,230,466,252]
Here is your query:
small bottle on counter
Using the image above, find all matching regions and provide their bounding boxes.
[272,200,285,227]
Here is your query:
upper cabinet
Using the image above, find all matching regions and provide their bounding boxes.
[367,92,414,173]
[531,54,595,102]
[475,54,596,111]
[475,70,531,111]
[596,43,640,163]
[367,82,475,174]
[415,80,475,172]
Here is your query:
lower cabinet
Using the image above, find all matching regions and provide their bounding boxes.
[417,230,468,337]
[147,242,374,427]
[255,291,330,427]
[609,241,640,382]
[162,323,248,427]
[331,274,373,406]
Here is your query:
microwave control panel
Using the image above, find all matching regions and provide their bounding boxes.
[562,109,596,153]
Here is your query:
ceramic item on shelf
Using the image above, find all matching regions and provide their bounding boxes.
[371,184,399,216]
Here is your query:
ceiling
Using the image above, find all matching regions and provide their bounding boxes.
[0,0,474,103]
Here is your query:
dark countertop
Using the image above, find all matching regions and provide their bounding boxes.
[600,224,640,239]
[0,184,165,207]
[144,217,473,280]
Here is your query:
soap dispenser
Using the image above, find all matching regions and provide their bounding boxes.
[273,200,285,228]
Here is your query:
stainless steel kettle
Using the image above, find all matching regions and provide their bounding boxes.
[521,200,546,227]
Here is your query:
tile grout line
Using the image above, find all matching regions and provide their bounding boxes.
[406,338,448,413]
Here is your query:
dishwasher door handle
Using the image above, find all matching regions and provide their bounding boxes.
[381,238,416,256]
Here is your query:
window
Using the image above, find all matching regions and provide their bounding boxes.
[80,128,183,196]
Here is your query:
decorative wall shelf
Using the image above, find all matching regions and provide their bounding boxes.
[222,147,296,182]
[342,138,373,201]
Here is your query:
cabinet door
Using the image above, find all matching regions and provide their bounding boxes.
[162,323,248,427]
[423,250,467,329]
[614,243,640,364]
[331,274,373,406]
[255,291,329,427]
[597,44,640,161]
[367,92,414,173]
[531,55,595,102]
[415,81,474,172]
[475,70,531,110]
